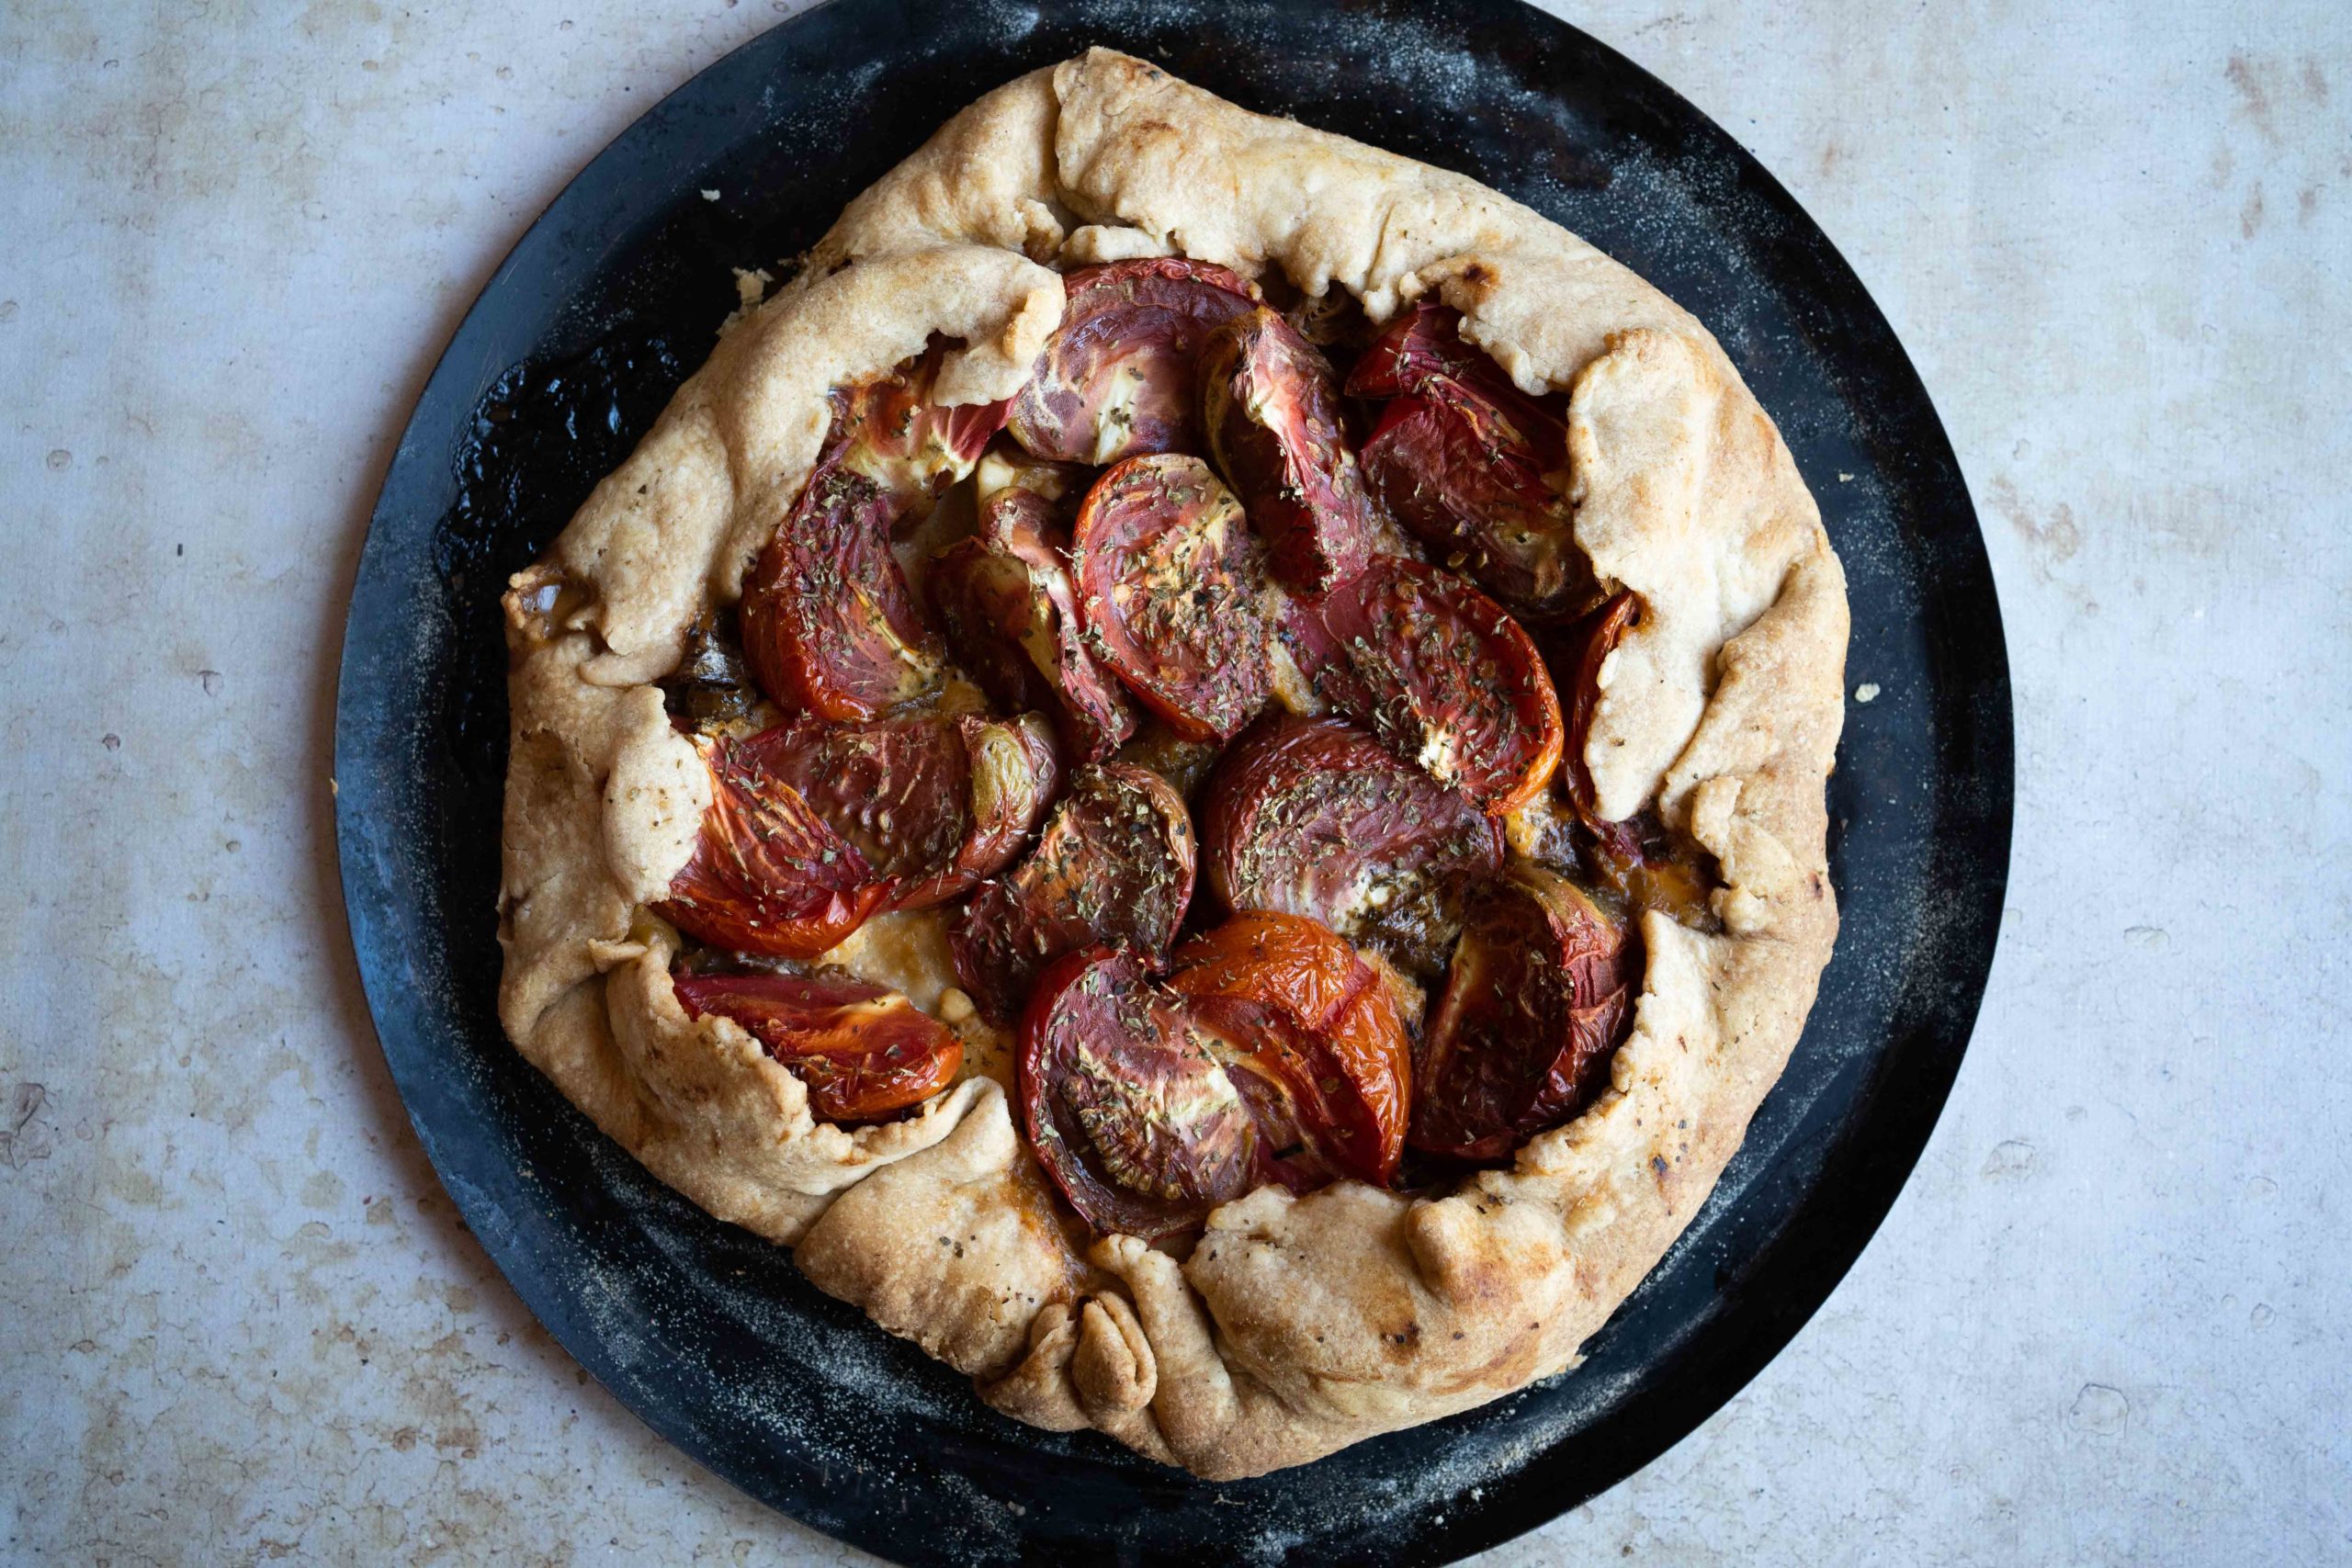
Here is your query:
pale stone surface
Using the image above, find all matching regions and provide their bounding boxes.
[1,2,2345,1563]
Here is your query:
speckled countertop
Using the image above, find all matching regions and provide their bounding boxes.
[3,1,2346,1562]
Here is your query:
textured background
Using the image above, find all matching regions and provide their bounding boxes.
[2,1,2346,1562]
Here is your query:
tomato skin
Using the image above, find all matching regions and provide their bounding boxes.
[1018,947,1264,1239]
[1348,301,1534,407]
[654,728,888,958]
[950,761,1197,1022]
[1167,913,1410,1185]
[1199,306,1374,594]
[673,971,962,1122]
[1297,556,1565,815]
[930,480,1138,762]
[948,713,1066,906]
[1359,392,1591,619]
[1071,455,1274,742]
[1199,712,1505,980]
[1559,591,1638,822]
[1348,303,1598,621]
[1005,258,1259,465]
[1408,865,1637,1161]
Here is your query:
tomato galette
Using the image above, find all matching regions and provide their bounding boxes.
[497,49,1847,1480]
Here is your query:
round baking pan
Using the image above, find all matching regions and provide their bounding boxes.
[334,1,2011,1562]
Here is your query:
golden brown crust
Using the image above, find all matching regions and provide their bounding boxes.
[495,48,1847,1479]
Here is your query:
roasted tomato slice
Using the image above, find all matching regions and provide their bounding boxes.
[654,728,887,958]
[835,341,1007,525]
[673,971,962,1122]
[1349,303,1597,619]
[1018,947,1265,1239]
[950,761,1197,1021]
[741,450,943,721]
[1005,258,1258,465]
[1168,913,1410,1186]
[1300,556,1564,814]
[1346,300,1525,402]
[762,712,1060,913]
[741,344,1006,721]
[956,714,1068,897]
[1072,454,1273,742]
[1554,592,1719,929]
[930,475,1139,762]
[1199,306,1374,593]
[1200,713,1505,979]
[1409,866,1637,1161]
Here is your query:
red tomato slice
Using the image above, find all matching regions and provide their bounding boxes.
[930,477,1139,762]
[1199,306,1374,593]
[1005,258,1260,465]
[953,714,1068,905]
[1346,301,1530,405]
[1301,556,1564,814]
[1409,866,1636,1161]
[1348,303,1597,620]
[1199,713,1505,980]
[654,728,887,958]
[1018,947,1265,1239]
[833,342,1007,523]
[673,971,962,1122]
[741,344,1007,721]
[1071,454,1274,742]
[950,761,1197,1022]
[741,451,944,721]
[760,712,1060,914]
[1167,913,1411,1186]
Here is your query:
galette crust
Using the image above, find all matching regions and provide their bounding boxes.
[496,49,1847,1480]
